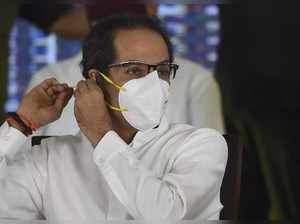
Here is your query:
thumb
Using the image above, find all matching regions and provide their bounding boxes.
[54,87,73,113]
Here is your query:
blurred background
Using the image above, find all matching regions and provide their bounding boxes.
[0,0,299,220]
[3,3,220,111]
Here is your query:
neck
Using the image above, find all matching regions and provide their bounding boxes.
[111,118,137,144]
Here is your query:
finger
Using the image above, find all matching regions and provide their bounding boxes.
[46,87,57,101]
[39,78,60,91]
[86,78,100,91]
[74,88,80,98]
[47,84,66,94]
[76,80,89,94]
[46,84,67,100]
[62,87,73,99]
[74,103,81,123]
[54,88,74,112]
[52,84,67,93]
[61,88,73,108]
[86,79,105,100]
[74,99,84,119]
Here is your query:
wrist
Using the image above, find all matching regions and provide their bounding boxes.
[16,113,30,127]
[16,109,40,129]
[89,129,113,148]
[6,112,37,136]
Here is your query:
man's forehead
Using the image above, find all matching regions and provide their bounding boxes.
[114,28,158,44]
[113,28,169,63]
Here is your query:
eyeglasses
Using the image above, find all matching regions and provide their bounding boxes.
[107,60,179,80]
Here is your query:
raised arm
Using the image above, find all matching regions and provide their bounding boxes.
[0,78,73,169]
[0,78,73,219]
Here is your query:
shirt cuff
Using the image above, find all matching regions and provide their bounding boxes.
[0,121,27,157]
[93,130,128,166]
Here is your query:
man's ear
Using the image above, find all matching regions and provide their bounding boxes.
[88,69,99,81]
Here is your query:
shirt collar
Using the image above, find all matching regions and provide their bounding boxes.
[129,115,169,149]
[76,115,169,150]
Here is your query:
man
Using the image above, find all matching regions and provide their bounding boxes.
[25,2,225,136]
[0,14,227,220]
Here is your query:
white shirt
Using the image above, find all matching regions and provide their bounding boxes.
[0,117,227,220]
[25,53,225,136]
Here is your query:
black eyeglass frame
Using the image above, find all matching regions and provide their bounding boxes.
[107,60,179,79]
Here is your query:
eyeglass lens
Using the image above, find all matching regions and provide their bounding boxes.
[123,63,175,79]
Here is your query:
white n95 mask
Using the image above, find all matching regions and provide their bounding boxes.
[99,70,170,131]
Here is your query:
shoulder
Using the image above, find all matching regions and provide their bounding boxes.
[184,128,227,151]
[26,52,82,92]
[45,52,81,75]
[172,57,217,93]
[36,53,80,77]
[167,124,227,162]
[169,123,226,144]
[174,57,212,80]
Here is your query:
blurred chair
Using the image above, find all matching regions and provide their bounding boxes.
[220,134,244,219]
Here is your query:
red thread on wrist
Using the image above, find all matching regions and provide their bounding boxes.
[6,117,30,136]
[16,112,37,131]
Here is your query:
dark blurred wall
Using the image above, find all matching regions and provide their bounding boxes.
[0,0,19,122]
[216,1,300,219]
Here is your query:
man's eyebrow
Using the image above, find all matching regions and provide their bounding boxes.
[126,60,171,64]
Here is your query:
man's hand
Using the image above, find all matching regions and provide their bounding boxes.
[17,78,73,129]
[74,79,113,147]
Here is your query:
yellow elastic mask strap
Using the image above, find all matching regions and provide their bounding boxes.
[105,102,128,112]
[98,72,127,92]
[168,87,171,92]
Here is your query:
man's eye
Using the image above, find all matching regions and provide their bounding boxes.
[158,70,170,77]
[126,67,144,76]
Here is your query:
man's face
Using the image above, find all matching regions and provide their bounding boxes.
[102,28,170,129]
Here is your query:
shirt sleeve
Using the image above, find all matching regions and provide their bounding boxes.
[93,130,228,220]
[0,121,28,172]
[0,122,46,219]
